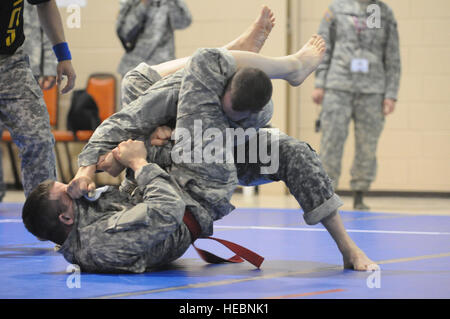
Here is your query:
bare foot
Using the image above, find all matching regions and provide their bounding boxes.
[343,248,379,271]
[225,5,276,53]
[285,35,326,86]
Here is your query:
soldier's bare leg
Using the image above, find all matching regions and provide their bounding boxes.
[152,6,276,78]
[228,34,326,86]
[235,129,378,271]
[224,5,276,53]
[154,37,325,88]
[322,212,379,271]
[131,15,324,91]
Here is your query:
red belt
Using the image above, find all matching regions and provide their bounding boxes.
[183,210,264,268]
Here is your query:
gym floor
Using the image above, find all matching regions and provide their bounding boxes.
[1,191,449,299]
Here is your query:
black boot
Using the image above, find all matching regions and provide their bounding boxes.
[353,191,370,210]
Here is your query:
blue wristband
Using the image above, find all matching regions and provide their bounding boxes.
[52,42,72,62]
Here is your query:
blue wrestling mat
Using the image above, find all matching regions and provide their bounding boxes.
[1,203,449,299]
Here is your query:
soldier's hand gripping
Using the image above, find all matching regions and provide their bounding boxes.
[150,126,173,146]
[112,140,148,172]
[67,165,97,199]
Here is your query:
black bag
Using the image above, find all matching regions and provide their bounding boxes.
[117,2,145,53]
[67,90,101,133]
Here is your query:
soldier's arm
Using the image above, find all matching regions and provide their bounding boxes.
[68,87,175,199]
[121,62,162,107]
[41,27,57,77]
[116,0,149,49]
[69,65,174,199]
[167,0,192,30]
[77,87,174,169]
[34,0,76,93]
[39,24,58,90]
[314,7,336,89]
[383,8,401,101]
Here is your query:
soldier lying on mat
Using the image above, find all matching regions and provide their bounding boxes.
[22,9,378,273]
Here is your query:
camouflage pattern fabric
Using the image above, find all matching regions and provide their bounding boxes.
[319,89,385,191]
[315,0,401,99]
[57,47,343,273]
[0,1,57,200]
[58,163,192,273]
[78,48,273,168]
[0,48,57,197]
[315,0,401,190]
[116,0,192,76]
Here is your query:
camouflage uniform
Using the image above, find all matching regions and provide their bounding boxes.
[0,49,57,197]
[79,48,256,236]
[78,48,273,167]
[116,0,192,77]
[0,1,57,199]
[120,62,341,224]
[58,163,193,273]
[315,0,401,190]
[60,49,340,273]
[80,48,341,227]
[59,49,241,273]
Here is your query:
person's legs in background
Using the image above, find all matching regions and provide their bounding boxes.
[319,89,353,190]
[351,93,385,210]
[0,52,57,197]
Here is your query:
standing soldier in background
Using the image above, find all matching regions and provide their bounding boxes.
[0,0,76,198]
[0,1,58,201]
[116,0,192,78]
[311,0,401,210]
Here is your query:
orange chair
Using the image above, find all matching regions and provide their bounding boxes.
[75,73,117,141]
[45,84,76,182]
[2,84,75,186]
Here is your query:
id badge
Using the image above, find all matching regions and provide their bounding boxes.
[351,58,369,73]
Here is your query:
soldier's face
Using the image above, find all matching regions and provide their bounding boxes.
[221,90,251,122]
[49,182,75,226]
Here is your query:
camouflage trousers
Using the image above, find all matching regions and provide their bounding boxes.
[319,89,385,191]
[147,128,342,226]
[235,128,342,225]
[0,49,57,197]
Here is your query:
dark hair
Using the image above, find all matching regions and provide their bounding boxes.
[227,67,273,113]
[22,180,68,245]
